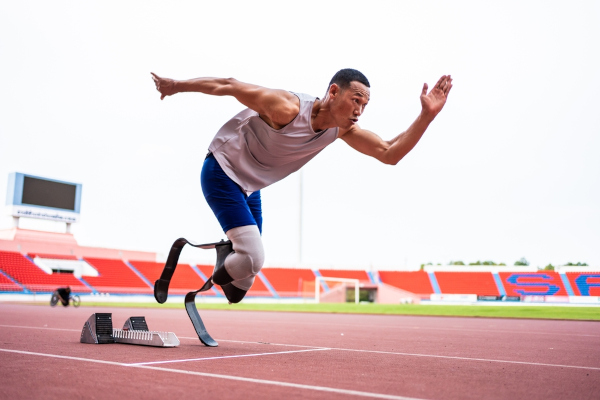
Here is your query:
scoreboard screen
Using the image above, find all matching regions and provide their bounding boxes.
[6,172,82,223]
[22,176,77,211]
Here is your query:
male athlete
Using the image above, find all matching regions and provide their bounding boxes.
[54,286,71,306]
[151,69,452,304]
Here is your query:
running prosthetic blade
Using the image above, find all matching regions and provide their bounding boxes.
[154,238,231,303]
[185,278,218,347]
[155,237,231,347]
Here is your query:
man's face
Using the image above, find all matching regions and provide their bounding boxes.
[329,81,370,129]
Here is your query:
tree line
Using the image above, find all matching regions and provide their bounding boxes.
[420,259,589,270]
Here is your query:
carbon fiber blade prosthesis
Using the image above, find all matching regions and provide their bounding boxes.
[154,238,188,304]
[154,237,232,347]
[154,238,230,304]
[185,279,218,347]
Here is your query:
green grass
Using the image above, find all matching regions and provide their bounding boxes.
[73,302,600,321]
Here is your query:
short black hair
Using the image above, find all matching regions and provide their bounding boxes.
[328,68,370,91]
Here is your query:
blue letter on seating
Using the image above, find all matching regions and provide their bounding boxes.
[574,274,600,296]
[506,274,560,296]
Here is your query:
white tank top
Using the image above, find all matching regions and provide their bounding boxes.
[208,92,339,193]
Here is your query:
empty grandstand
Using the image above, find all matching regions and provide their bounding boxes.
[1,226,599,304]
[1,172,598,305]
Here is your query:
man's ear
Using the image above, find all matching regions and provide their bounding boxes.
[328,83,340,98]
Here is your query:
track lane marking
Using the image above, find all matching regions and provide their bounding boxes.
[189,338,600,371]
[2,325,599,370]
[330,348,600,371]
[0,348,426,400]
[203,320,600,337]
[180,336,331,349]
[2,323,598,338]
[0,348,122,366]
[134,364,425,400]
[0,324,81,332]
[126,348,330,366]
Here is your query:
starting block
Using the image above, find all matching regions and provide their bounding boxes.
[80,313,180,347]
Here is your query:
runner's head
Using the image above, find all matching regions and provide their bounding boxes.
[327,69,371,129]
[328,68,370,92]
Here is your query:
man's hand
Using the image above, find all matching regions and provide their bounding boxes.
[151,72,177,100]
[420,75,452,119]
[341,74,453,165]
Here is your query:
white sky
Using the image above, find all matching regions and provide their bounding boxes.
[1,0,599,269]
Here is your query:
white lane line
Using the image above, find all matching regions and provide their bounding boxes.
[2,323,598,338]
[331,347,600,371]
[179,336,330,349]
[0,324,80,332]
[218,320,600,338]
[195,339,600,371]
[0,348,426,400]
[126,348,330,366]
[134,364,425,400]
[2,325,600,371]
[0,348,122,366]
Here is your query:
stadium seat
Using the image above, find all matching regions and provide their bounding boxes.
[0,250,90,293]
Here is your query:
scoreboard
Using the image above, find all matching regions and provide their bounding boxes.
[5,172,82,223]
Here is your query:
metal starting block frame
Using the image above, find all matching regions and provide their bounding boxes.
[80,313,180,347]
[112,328,180,347]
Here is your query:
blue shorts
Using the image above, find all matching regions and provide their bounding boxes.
[200,153,263,234]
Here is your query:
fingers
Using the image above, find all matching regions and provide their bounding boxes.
[151,72,164,99]
[444,79,453,97]
[151,72,160,87]
[422,83,428,96]
[441,75,452,96]
[434,75,447,91]
[433,75,453,96]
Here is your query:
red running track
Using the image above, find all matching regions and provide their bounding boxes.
[0,304,599,400]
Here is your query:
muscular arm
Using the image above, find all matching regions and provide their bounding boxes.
[151,73,299,128]
[340,75,453,165]
[341,114,434,165]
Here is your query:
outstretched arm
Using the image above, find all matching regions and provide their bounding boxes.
[150,73,299,128]
[340,75,453,165]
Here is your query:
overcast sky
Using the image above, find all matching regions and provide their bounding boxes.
[1,0,599,269]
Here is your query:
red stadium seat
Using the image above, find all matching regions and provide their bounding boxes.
[435,272,499,296]
[378,271,433,297]
[83,257,152,294]
[130,260,215,296]
[260,268,317,297]
[0,250,90,293]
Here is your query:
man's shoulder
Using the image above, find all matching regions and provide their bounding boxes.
[290,92,317,103]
